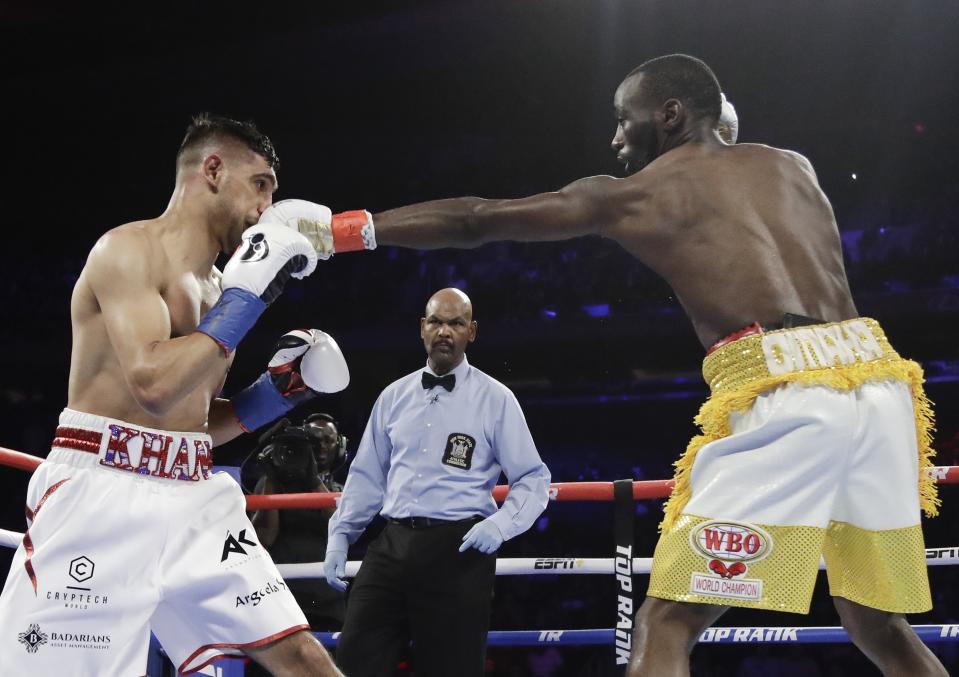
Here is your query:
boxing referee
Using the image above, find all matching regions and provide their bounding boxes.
[324,287,551,676]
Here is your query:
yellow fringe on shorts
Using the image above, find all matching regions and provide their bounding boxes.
[660,318,938,533]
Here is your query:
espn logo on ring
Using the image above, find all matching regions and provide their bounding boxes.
[689,521,773,563]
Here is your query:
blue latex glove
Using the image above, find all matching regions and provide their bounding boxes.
[459,518,504,554]
[323,549,348,592]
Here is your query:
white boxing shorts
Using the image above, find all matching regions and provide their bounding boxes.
[0,409,308,676]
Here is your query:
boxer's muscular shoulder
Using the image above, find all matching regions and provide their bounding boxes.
[86,220,163,292]
[780,148,817,180]
[735,143,814,176]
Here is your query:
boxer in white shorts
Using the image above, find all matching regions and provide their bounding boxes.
[2,411,314,674]
[0,115,348,676]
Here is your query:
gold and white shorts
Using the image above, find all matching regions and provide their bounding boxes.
[648,318,935,614]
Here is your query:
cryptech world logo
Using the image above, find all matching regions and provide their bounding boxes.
[44,556,109,612]
[69,556,94,583]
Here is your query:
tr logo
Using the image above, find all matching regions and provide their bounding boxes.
[69,556,95,583]
[221,529,257,562]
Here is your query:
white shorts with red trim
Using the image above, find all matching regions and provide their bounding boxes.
[0,409,308,676]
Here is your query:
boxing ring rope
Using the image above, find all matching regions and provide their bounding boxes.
[2,446,958,508]
[2,445,959,660]
[0,526,956,576]
[311,625,959,647]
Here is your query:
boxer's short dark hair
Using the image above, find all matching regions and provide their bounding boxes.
[627,54,722,122]
[178,113,279,169]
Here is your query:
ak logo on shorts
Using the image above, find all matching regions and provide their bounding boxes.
[18,623,47,653]
[442,433,476,470]
[221,529,257,562]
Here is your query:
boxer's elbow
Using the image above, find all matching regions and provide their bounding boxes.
[465,199,505,247]
[127,365,177,416]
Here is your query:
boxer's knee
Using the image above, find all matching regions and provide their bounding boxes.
[634,597,726,649]
[834,596,907,648]
[834,596,948,675]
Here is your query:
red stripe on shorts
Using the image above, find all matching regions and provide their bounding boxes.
[178,624,311,675]
[22,478,71,594]
[52,427,102,454]
[23,532,37,594]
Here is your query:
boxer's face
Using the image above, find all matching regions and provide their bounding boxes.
[421,295,476,375]
[213,150,277,250]
[611,75,661,175]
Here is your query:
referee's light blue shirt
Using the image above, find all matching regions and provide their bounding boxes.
[328,356,550,553]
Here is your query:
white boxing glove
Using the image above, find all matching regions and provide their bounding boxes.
[259,199,377,261]
[299,330,350,393]
[231,328,349,432]
[222,222,318,296]
[718,92,739,144]
[197,223,318,354]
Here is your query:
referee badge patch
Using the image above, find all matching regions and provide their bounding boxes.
[442,433,476,470]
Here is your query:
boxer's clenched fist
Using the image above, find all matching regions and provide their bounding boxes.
[259,199,377,260]
[197,223,318,354]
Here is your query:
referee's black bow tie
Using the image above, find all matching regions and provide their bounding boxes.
[422,372,455,392]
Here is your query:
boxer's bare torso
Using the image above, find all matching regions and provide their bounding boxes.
[601,141,858,346]
[68,218,231,431]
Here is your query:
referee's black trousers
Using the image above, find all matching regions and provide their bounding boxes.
[336,518,496,677]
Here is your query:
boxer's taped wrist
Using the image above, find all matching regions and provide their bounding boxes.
[331,210,376,252]
[231,372,295,433]
[196,288,267,355]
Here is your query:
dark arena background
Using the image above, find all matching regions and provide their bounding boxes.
[2,2,958,675]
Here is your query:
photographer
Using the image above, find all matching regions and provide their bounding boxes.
[250,413,348,632]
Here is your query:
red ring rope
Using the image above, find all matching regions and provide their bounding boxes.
[2,445,957,510]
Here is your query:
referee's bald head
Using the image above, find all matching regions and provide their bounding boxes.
[421,288,477,374]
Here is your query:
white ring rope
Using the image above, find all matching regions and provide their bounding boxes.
[2,528,955,580]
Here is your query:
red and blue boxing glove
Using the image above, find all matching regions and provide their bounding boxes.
[232,329,350,432]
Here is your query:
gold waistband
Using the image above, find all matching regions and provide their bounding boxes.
[702,317,901,394]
